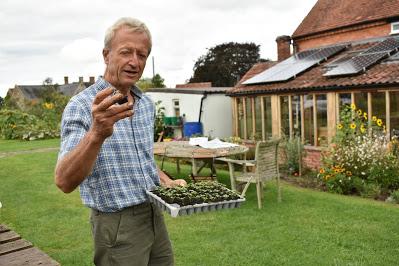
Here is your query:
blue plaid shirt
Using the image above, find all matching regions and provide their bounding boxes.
[58,77,160,212]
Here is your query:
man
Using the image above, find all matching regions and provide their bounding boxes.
[55,17,186,265]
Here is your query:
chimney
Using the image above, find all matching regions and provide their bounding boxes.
[276,35,292,61]
[79,76,83,83]
[64,76,69,84]
[89,76,95,83]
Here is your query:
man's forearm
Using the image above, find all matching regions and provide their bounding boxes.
[55,131,104,193]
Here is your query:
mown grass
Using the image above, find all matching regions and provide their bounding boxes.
[1,141,399,265]
[0,138,60,153]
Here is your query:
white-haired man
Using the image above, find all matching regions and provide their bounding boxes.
[55,17,185,265]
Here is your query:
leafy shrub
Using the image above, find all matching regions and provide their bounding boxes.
[282,136,305,175]
[0,109,59,140]
[360,183,381,199]
[388,190,399,204]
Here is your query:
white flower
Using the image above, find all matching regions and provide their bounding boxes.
[0,201,2,209]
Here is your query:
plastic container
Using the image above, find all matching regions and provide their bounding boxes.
[183,122,203,137]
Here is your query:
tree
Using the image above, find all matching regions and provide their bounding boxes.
[0,96,4,109]
[136,73,166,91]
[189,42,267,87]
[152,74,166,88]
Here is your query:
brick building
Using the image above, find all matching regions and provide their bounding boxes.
[228,0,399,169]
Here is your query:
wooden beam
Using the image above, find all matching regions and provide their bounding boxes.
[288,95,293,139]
[260,96,265,141]
[327,92,337,144]
[243,97,247,140]
[271,95,280,138]
[251,97,256,139]
[367,92,372,134]
[300,95,305,144]
[335,93,340,123]
[313,94,318,146]
[386,91,391,139]
[233,98,238,137]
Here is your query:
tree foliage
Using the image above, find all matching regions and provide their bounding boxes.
[189,42,267,87]
[136,73,166,91]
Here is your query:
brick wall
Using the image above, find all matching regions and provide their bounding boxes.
[294,23,391,51]
[302,146,323,170]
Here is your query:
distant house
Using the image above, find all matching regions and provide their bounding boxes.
[228,0,399,169]
[146,83,233,138]
[6,76,95,109]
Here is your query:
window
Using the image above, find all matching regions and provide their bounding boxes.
[391,22,399,35]
[237,98,245,139]
[303,95,314,145]
[371,92,386,124]
[254,97,262,140]
[291,95,301,137]
[172,99,180,117]
[280,96,289,137]
[263,96,272,140]
[391,91,399,137]
[316,94,328,146]
[246,98,253,139]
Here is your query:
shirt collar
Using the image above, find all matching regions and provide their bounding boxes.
[96,77,143,99]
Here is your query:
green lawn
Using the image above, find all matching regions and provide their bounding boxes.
[0,138,60,153]
[1,140,399,265]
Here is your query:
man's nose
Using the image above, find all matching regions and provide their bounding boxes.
[128,52,139,67]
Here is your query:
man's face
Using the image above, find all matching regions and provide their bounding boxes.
[103,27,150,91]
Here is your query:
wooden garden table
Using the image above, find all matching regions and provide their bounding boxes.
[154,141,248,182]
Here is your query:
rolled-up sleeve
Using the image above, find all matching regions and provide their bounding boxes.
[58,100,91,161]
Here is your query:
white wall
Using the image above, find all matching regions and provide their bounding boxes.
[201,94,232,138]
[146,91,232,138]
[146,92,203,122]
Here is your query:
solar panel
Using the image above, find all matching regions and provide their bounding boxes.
[242,44,346,85]
[324,38,399,77]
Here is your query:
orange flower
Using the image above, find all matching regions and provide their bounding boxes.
[319,168,325,174]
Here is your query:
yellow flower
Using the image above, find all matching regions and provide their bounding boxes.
[325,175,331,180]
[377,119,383,127]
[337,124,343,130]
[360,124,366,133]
[319,168,325,174]
[372,116,377,121]
[350,123,356,129]
[351,104,356,110]
[346,171,352,176]
[357,109,362,116]
[43,102,54,110]
[363,113,367,120]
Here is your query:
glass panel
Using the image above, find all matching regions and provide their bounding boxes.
[254,97,262,140]
[246,98,253,139]
[291,95,301,137]
[316,94,328,146]
[304,94,314,145]
[354,92,368,113]
[237,98,245,139]
[280,96,289,137]
[339,93,351,109]
[371,92,386,126]
[263,96,272,139]
[391,91,399,137]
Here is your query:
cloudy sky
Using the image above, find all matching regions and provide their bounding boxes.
[0,0,318,97]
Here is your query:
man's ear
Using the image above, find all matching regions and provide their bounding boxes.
[103,49,110,64]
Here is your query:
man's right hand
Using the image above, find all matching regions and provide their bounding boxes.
[90,87,134,141]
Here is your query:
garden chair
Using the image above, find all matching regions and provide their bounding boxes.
[217,139,281,209]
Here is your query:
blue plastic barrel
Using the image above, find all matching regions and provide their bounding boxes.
[183,122,203,137]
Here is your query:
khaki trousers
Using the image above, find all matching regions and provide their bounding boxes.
[90,202,174,266]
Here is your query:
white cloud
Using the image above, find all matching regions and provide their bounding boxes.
[0,0,318,96]
[60,38,102,63]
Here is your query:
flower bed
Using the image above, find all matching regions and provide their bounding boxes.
[146,182,245,217]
